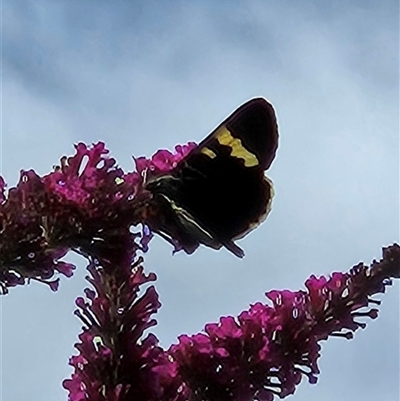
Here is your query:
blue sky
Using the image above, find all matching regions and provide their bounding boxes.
[1,1,399,400]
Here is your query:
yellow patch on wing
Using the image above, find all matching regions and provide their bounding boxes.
[215,126,259,167]
[200,147,217,159]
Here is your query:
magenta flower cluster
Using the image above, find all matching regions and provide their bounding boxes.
[169,248,399,401]
[0,142,398,401]
[0,142,194,292]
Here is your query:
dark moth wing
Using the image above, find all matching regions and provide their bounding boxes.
[145,98,278,257]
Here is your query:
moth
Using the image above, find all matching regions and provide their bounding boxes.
[144,98,278,257]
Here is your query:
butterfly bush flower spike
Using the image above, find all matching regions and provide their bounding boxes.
[169,244,400,401]
[63,244,188,401]
[0,143,139,293]
[0,141,197,293]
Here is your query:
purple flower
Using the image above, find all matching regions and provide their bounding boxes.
[174,142,197,158]
[63,258,187,401]
[0,176,6,203]
[0,140,198,293]
[0,143,136,292]
[0,169,73,292]
[134,141,196,178]
[169,244,400,401]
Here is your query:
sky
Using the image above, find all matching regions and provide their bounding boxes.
[0,1,399,400]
